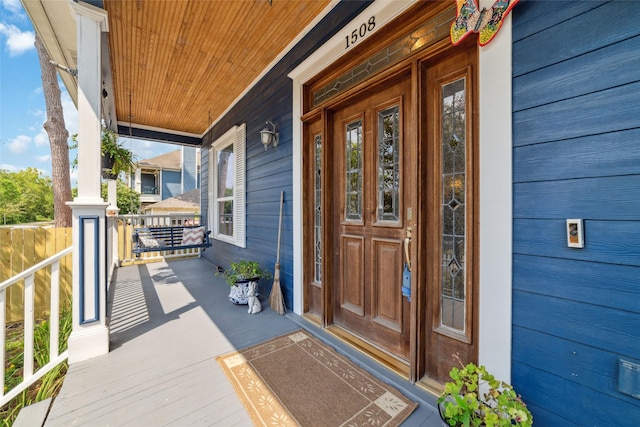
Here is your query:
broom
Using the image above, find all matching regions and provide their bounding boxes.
[270,191,286,314]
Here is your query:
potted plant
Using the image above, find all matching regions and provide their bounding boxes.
[100,128,135,179]
[438,357,533,427]
[70,126,135,180]
[217,260,272,305]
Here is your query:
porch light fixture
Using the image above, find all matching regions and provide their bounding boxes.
[260,120,279,151]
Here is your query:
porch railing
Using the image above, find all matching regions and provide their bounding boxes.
[0,246,72,407]
[116,214,206,265]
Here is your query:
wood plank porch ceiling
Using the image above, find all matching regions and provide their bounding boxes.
[104,0,331,137]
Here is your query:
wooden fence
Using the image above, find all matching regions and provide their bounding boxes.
[0,227,72,323]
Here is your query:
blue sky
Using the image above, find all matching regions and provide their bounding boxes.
[0,0,175,187]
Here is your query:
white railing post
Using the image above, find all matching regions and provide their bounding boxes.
[23,275,35,381]
[50,260,61,360]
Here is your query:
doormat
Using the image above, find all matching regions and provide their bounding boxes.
[217,330,417,426]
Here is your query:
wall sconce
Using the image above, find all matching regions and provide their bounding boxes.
[260,120,279,151]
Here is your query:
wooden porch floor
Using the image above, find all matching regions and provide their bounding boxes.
[44,259,443,426]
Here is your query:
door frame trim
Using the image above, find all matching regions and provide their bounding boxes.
[290,0,514,383]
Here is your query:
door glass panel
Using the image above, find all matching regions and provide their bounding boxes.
[345,120,363,220]
[377,106,400,222]
[314,134,322,283]
[440,78,466,331]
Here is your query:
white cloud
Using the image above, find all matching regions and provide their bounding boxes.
[34,128,48,146]
[1,0,22,15]
[35,154,51,163]
[8,135,30,154]
[0,23,34,56]
[0,163,18,172]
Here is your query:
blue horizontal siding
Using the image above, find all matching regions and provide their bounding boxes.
[512,0,607,44]
[513,291,639,358]
[514,327,631,398]
[513,219,640,267]
[512,361,640,427]
[513,176,640,220]
[513,1,639,76]
[162,170,182,199]
[513,80,640,147]
[512,2,640,419]
[514,35,640,112]
[513,254,640,314]
[513,128,640,183]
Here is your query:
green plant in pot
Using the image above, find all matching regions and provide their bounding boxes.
[100,128,135,179]
[217,260,272,285]
[70,126,135,179]
[217,260,272,305]
[438,357,533,427]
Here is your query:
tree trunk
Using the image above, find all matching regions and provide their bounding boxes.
[35,34,72,228]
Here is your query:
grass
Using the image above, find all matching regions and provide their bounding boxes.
[1,301,72,427]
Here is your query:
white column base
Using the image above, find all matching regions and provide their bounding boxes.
[68,324,110,364]
[67,199,110,364]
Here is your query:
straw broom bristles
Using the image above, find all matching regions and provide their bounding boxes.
[270,262,285,314]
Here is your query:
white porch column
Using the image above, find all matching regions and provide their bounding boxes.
[106,180,120,275]
[66,1,110,364]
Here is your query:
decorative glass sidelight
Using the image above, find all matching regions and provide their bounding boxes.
[440,78,466,332]
[345,120,363,220]
[314,134,322,283]
[377,106,400,222]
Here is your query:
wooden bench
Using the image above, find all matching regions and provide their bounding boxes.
[132,225,212,256]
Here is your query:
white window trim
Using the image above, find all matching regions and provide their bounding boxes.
[208,123,246,248]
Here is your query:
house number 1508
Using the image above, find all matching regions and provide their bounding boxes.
[345,17,376,49]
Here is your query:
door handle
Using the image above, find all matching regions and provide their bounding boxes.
[402,227,412,301]
[404,227,412,271]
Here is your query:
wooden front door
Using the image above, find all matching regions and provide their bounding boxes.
[330,73,414,362]
[301,8,478,383]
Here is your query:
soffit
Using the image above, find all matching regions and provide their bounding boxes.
[21,0,79,103]
[104,0,333,137]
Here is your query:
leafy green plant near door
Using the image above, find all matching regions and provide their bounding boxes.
[438,357,533,427]
[217,260,272,305]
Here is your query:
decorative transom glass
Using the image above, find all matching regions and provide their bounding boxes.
[345,120,363,220]
[440,77,466,332]
[377,106,400,222]
[312,6,455,107]
[314,134,322,283]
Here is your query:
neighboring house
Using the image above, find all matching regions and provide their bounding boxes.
[129,147,200,209]
[141,189,200,218]
[25,1,640,425]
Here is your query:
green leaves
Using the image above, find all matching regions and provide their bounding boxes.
[438,361,533,427]
[0,168,54,225]
[100,180,140,214]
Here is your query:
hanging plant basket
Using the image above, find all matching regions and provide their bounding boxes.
[102,154,118,180]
